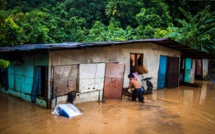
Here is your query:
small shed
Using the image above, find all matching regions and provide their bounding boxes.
[0,38,213,108]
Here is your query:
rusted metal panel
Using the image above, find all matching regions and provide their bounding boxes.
[105,63,124,78]
[104,63,125,99]
[79,63,105,93]
[53,65,78,96]
[166,57,179,88]
[104,78,123,99]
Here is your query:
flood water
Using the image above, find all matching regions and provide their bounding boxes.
[0,81,215,134]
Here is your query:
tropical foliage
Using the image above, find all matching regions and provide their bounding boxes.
[164,5,215,55]
[0,0,214,56]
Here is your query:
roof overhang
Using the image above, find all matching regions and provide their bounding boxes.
[0,38,214,59]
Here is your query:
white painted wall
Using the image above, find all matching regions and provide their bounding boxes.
[190,59,196,83]
[202,59,209,78]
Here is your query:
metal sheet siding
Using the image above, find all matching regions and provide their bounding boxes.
[22,77,33,94]
[104,78,124,99]
[105,63,124,78]
[15,75,22,91]
[5,54,49,105]
[53,65,78,96]
[104,63,125,99]
[23,65,34,78]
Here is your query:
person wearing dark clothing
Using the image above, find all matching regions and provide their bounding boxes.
[132,88,144,102]
[127,73,145,102]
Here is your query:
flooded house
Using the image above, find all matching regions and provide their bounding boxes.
[0,38,213,109]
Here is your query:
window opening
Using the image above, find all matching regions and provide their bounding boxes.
[130,53,145,74]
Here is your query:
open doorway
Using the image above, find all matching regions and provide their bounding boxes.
[157,56,179,89]
[31,66,48,102]
[195,59,203,80]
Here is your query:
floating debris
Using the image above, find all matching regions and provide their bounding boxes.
[52,104,82,118]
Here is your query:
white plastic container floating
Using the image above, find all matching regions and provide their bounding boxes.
[52,104,82,118]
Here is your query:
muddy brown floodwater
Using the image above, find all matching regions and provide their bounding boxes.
[0,81,215,134]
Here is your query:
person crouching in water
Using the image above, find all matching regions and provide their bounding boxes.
[127,73,145,103]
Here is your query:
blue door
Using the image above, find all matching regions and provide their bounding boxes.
[157,56,167,89]
[184,58,192,82]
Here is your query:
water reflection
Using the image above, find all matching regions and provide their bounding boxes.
[0,81,215,134]
[199,82,207,104]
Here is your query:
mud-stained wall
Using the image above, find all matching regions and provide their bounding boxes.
[202,59,209,78]
[49,43,181,93]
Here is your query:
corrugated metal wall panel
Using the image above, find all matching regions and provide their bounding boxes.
[53,65,78,96]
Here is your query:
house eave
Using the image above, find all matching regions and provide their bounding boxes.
[0,38,214,59]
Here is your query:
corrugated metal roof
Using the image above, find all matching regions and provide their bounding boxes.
[0,38,214,59]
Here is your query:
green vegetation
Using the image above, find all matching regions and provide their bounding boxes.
[0,59,10,68]
[0,0,214,56]
[160,5,215,55]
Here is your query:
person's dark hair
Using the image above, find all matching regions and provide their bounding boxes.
[128,73,134,78]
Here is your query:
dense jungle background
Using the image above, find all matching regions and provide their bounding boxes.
[0,0,215,55]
